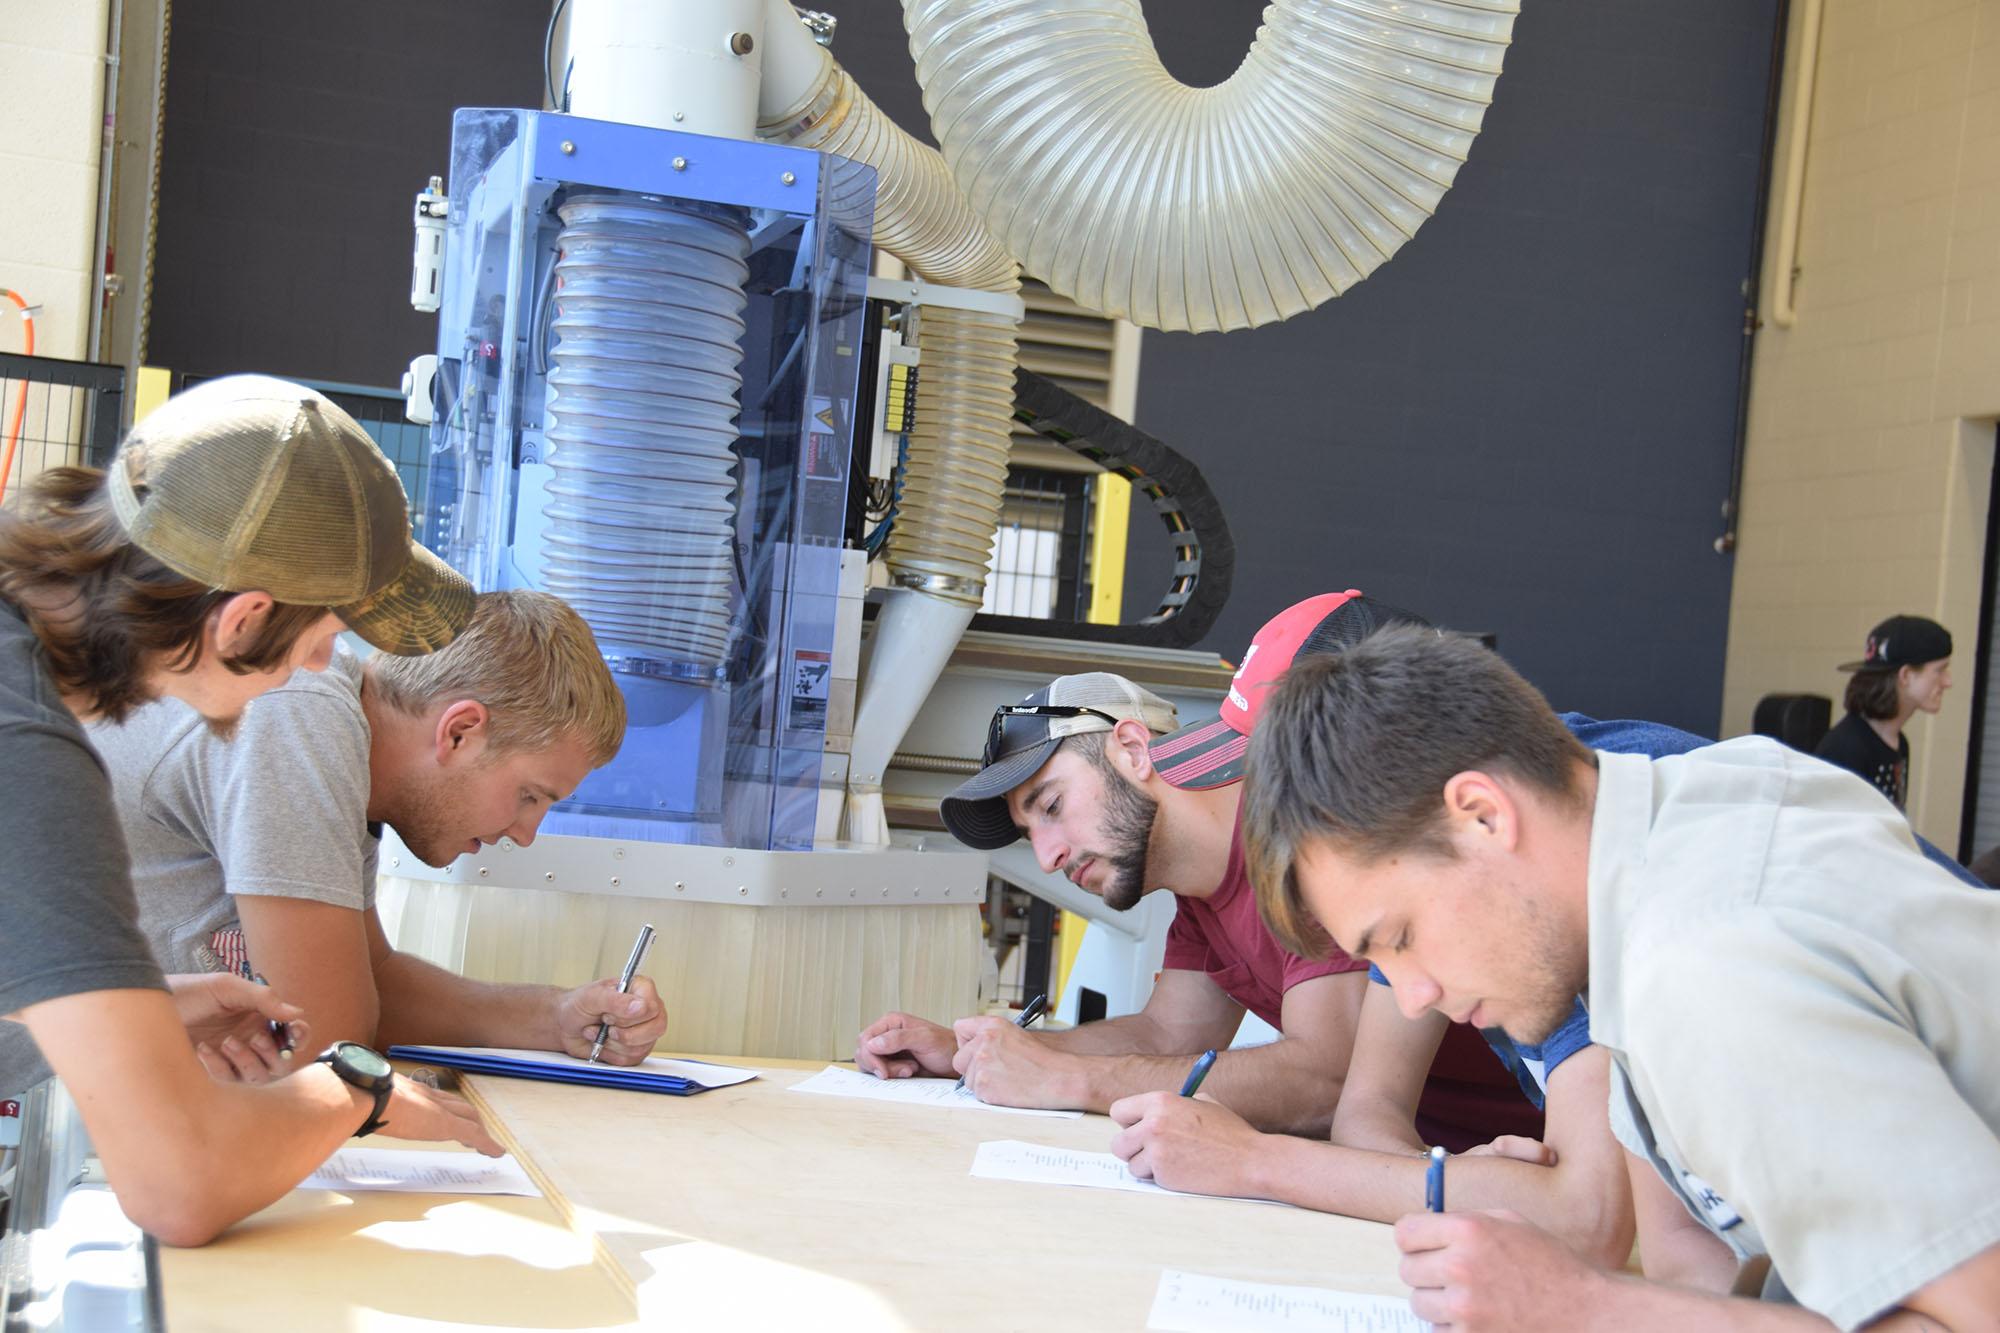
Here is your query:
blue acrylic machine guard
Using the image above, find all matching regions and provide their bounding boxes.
[418,108,876,851]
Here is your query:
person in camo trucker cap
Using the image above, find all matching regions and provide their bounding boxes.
[0,372,499,1249]
[108,374,473,655]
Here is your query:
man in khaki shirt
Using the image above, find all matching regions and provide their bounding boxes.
[1242,626,2000,1332]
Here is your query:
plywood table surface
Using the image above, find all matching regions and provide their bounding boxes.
[466,1062,1413,1331]
[155,1131,640,1333]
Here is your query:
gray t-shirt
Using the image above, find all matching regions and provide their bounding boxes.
[0,599,166,1095]
[0,647,380,1091]
[93,648,381,975]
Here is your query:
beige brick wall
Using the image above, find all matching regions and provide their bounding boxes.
[0,0,112,363]
[1725,0,2000,851]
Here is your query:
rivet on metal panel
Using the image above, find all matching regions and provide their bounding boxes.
[780,171,796,186]
[478,867,489,878]
[815,888,824,898]
[544,872,556,882]
[672,156,688,172]
[560,140,575,155]
[738,885,748,896]
[675,881,685,892]
[848,888,856,899]
[613,847,625,860]
[610,876,621,887]
[780,888,789,899]
[728,31,754,54]
[390,857,401,868]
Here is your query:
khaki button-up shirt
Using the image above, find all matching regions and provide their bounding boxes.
[1584,739,2000,1330]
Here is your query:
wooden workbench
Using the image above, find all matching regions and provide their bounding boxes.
[158,1058,1413,1331]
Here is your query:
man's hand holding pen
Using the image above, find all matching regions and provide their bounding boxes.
[555,974,669,1064]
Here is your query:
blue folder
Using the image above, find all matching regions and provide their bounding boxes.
[387,1045,756,1096]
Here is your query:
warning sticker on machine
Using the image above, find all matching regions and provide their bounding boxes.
[789,648,832,731]
[805,397,846,481]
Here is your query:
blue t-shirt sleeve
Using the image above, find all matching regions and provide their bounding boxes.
[1915,835,1985,889]
[1522,999,1594,1078]
[1367,963,1389,985]
[1557,713,1709,758]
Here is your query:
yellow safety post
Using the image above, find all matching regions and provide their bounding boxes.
[1054,470,1134,1004]
[132,367,174,424]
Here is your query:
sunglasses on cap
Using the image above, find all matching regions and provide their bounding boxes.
[983,704,1122,767]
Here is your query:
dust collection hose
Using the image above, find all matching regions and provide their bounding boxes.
[902,0,1520,333]
[760,30,1020,605]
[541,193,752,670]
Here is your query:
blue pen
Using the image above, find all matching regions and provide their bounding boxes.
[1426,1144,1446,1212]
[1179,1048,1218,1097]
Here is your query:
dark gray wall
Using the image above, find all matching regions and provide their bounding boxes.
[822,0,1777,736]
[1137,1,1775,735]
[150,1,550,387]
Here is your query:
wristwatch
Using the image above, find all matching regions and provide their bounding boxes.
[314,1041,394,1137]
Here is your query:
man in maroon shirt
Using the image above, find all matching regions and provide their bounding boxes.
[856,593,1539,1145]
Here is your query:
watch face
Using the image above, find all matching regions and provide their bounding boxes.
[337,1042,392,1080]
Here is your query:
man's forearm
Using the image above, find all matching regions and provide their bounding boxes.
[1071,1042,1343,1134]
[1578,1273,1876,1332]
[1034,1012,1177,1057]
[1246,1138,1629,1265]
[372,951,562,1051]
[1330,1094,1430,1156]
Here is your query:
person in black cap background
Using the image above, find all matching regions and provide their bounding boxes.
[1814,614,1953,810]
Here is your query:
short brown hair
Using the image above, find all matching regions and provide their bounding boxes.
[1843,668,1900,721]
[366,588,625,763]
[0,467,330,722]
[1243,626,1592,958]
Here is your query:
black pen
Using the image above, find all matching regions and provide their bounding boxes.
[251,972,295,1059]
[957,991,1047,1092]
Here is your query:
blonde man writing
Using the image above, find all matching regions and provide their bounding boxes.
[2,589,664,1092]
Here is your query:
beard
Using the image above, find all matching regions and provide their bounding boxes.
[387,770,474,868]
[1093,763,1160,912]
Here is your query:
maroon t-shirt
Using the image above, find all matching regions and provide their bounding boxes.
[1161,813,1544,1153]
[1161,817,1367,1029]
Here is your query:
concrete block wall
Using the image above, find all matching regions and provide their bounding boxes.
[1724,0,2000,851]
[0,0,110,364]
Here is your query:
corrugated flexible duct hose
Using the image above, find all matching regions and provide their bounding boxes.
[761,10,1023,843]
[904,0,1519,332]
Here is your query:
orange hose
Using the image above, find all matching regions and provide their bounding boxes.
[0,289,34,504]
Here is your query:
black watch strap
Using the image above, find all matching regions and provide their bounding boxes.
[315,1044,394,1138]
[352,1082,393,1138]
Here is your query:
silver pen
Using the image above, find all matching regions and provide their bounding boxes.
[589,923,657,1063]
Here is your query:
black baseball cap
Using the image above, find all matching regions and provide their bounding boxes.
[1839,615,1952,672]
[939,672,1179,851]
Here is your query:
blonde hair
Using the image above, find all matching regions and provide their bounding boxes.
[367,589,625,763]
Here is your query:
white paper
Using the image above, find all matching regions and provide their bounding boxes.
[1148,1270,1429,1333]
[401,1046,759,1089]
[299,1148,541,1197]
[788,1065,1082,1117]
[969,1139,1281,1204]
